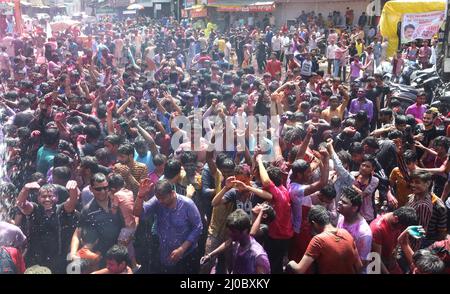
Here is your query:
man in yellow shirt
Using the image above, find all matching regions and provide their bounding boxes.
[321,86,350,122]
[356,38,364,56]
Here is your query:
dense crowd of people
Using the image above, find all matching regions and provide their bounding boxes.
[0,11,449,274]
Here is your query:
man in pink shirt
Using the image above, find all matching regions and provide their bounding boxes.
[405,92,427,122]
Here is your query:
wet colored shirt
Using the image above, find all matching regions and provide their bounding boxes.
[231,237,270,274]
[142,194,203,266]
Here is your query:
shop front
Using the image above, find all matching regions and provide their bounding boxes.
[204,1,274,30]
[274,0,370,29]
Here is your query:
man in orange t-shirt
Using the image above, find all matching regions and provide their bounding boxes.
[287,205,362,274]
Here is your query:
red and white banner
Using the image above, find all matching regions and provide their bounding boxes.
[216,4,275,13]
[401,10,445,43]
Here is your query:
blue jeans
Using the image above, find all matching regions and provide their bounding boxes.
[333,59,341,77]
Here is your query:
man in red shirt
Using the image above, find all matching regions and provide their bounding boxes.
[257,154,293,274]
[370,207,418,274]
[265,53,282,80]
[287,205,363,274]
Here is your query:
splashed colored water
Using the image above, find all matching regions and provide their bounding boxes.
[0,108,12,221]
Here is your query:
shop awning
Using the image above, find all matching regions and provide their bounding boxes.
[123,10,137,15]
[209,1,275,13]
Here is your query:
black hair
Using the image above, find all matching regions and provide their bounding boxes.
[290,159,310,182]
[84,124,100,141]
[362,154,377,169]
[53,153,70,168]
[155,179,174,196]
[43,128,60,146]
[362,136,379,150]
[320,185,336,200]
[330,116,341,128]
[241,81,250,91]
[390,99,401,107]
[180,151,198,165]
[395,115,407,125]
[153,153,167,166]
[80,156,99,174]
[413,250,445,274]
[308,205,331,226]
[388,130,403,140]
[79,226,98,246]
[267,165,283,187]
[410,170,432,182]
[403,149,417,163]
[95,148,109,164]
[117,144,134,156]
[405,115,417,129]
[234,164,251,177]
[433,136,450,150]
[380,108,393,117]
[108,173,125,190]
[343,118,355,127]
[53,166,71,182]
[349,142,364,155]
[105,245,129,266]
[104,134,121,146]
[404,24,415,31]
[164,159,182,180]
[90,172,107,186]
[287,127,307,143]
[341,187,362,212]
[393,206,418,226]
[217,156,235,172]
[226,209,251,232]
[261,204,276,224]
[134,138,148,151]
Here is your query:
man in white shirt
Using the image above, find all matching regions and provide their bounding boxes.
[271,31,282,60]
[429,38,438,66]
[308,33,318,53]
[326,40,338,76]
[224,38,232,62]
[300,53,313,81]
[282,32,292,70]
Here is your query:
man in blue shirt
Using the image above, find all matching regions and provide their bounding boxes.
[134,179,203,274]
[36,127,59,175]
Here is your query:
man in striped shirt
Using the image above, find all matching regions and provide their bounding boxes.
[406,171,434,249]
[114,144,149,197]
[425,194,448,246]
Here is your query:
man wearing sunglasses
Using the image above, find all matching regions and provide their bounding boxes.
[70,173,125,268]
